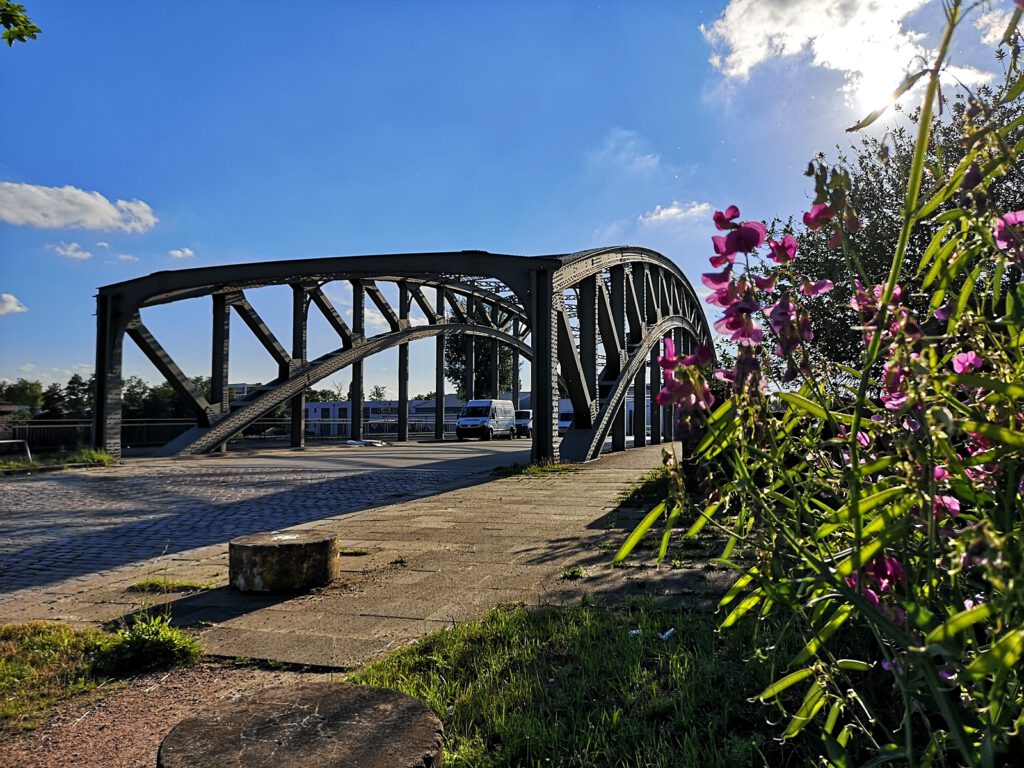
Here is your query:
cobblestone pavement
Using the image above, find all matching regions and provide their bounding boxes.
[0,444,527,593]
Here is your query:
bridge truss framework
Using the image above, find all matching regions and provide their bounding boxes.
[93,248,713,463]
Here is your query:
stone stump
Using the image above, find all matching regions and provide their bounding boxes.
[229,531,340,592]
[157,682,444,767]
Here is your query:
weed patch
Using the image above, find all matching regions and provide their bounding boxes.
[128,578,214,594]
[350,600,806,767]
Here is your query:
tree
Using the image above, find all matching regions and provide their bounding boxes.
[39,382,66,418]
[305,388,338,402]
[413,390,435,401]
[63,374,91,418]
[367,384,388,401]
[443,330,517,401]
[0,377,42,408]
[785,87,1024,371]
[121,376,151,418]
[1,1,39,46]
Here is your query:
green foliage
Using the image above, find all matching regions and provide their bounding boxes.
[559,564,585,580]
[0,622,104,731]
[127,577,214,594]
[443,313,519,400]
[624,6,1024,765]
[492,461,581,477]
[0,1,39,47]
[93,613,201,677]
[0,617,201,731]
[352,601,806,767]
[0,377,42,408]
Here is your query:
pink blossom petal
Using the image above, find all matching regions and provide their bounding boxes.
[713,205,740,231]
[803,203,835,231]
[800,279,834,297]
[767,235,797,263]
[752,274,777,292]
[701,268,732,290]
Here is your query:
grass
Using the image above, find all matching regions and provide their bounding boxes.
[339,547,370,557]
[0,614,202,732]
[0,448,116,473]
[127,577,215,594]
[617,467,672,508]
[560,564,586,580]
[492,461,581,477]
[350,600,807,768]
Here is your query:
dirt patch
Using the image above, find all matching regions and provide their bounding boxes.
[0,662,342,768]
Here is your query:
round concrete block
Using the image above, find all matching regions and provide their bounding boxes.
[157,682,444,768]
[229,531,340,592]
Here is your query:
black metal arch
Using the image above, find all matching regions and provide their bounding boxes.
[94,248,712,462]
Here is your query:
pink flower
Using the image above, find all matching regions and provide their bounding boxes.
[800,279,834,297]
[701,268,732,290]
[713,221,767,259]
[1017,0,1024,12]
[682,345,713,366]
[657,337,679,370]
[934,466,950,482]
[826,229,843,250]
[713,205,741,231]
[994,210,1024,260]
[803,203,835,231]
[767,235,797,263]
[752,274,777,292]
[952,351,983,373]
[933,495,961,518]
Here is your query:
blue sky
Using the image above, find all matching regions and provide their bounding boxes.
[0,0,1013,397]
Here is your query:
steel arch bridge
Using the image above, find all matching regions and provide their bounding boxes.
[94,248,713,463]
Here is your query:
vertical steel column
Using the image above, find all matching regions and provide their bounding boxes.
[531,268,557,463]
[632,266,647,448]
[669,326,685,442]
[350,280,364,440]
[211,293,231,415]
[489,302,499,398]
[398,282,409,442]
[93,292,128,458]
[578,276,597,415]
[649,340,662,445]
[610,265,627,452]
[289,284,307,449]
[434,285,446,440]
[511,318,521,408]
[211,293,231,453]
[464,296,475,401]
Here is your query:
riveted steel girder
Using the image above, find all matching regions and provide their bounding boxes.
[94,249,712,461]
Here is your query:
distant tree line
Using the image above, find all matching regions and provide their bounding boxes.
[0,373,438,420]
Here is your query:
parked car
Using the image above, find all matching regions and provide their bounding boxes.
[513,409,533,438]
[558,411,573,437]
[456,399,516,441]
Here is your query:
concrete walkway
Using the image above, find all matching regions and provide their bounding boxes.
[0,444,730,669]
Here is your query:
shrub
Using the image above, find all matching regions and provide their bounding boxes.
[622,4,1024,765]
[93,613,202,677]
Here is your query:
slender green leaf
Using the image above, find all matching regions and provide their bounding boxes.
[721,588,762,628]
[778,392,852,425]
[1001,8,1022,47]
[946,375,1024,400]
[846,69,929,131]
[829,484,907,525]
[682,499,722,540]
[925,603,992,645]
[794,605,855,665]
[612,501,664,563]
[836,659,872,672]
[718,568,755,608]
[757,666,816,701]
[959,421,1024,450]
[916,222,954,276]
[657,502,682,561]
[966,629,1024,680]
[782,680,828,738]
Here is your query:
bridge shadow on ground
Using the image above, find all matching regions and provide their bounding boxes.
[0,453,512,592]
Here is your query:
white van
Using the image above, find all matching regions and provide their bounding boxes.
[456,399,516,441]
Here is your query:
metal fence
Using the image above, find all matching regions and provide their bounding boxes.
[8,418,459,453]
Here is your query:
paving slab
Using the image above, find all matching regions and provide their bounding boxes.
[0,442,733,669]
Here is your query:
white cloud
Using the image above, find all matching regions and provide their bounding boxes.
[54,241,92,260]
[975,8,1013,46]
[0,293,28,316]
[168,247,195,259]
[637,200,711,228]
[0,182,158,233]
[95,241,110,248]
[702,0,992,109]
[117,253,139,262]
[588,128,661,173]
